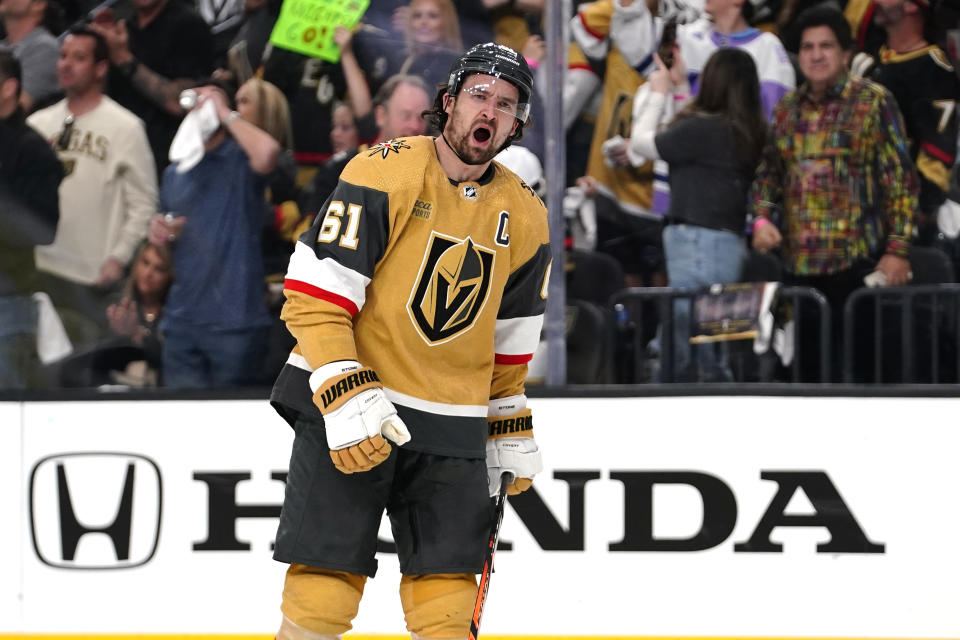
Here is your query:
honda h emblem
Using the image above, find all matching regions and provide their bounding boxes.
[29,452,162,569]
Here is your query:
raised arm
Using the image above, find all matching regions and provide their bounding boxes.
[334,26,372,120]
[195,85,280,174]
[91,18,213,116]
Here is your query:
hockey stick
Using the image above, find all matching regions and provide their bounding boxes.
[468,473,512,640]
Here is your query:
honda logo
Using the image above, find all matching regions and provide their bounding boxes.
[29,452,162,569]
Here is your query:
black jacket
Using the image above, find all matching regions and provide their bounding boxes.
[0,107,63,296]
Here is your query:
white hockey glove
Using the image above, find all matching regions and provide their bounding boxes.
[486,395,542,497]
[310,360,411,474]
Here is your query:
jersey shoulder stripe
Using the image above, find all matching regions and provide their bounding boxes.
[285,278,359,316]
[285,241,371,314]
[929,47,954,72]
[494,315,544,361]
[577,0,613,41]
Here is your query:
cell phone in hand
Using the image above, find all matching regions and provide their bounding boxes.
[658,21,678,69]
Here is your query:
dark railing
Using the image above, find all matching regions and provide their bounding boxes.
[842,284,960,384]
[605,283,960,385]
[776,286,832,384]
[608,286,831,384]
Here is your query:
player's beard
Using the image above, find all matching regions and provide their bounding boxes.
[444,117,508,166]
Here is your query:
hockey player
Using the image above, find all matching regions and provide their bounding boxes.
[269,43,549,640]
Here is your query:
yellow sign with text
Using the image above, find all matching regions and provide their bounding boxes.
[269,0,369,62]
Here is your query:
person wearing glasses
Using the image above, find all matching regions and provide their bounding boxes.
[28,25,157,347]
[0,47,62,388]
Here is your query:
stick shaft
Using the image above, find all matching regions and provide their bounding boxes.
[468,476,510,640]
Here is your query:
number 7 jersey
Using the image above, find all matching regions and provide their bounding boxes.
[271,136,552,458]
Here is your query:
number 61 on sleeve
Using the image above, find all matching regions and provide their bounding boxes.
[318,201,362,249]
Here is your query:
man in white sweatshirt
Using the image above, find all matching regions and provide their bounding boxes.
[29,25,157,345]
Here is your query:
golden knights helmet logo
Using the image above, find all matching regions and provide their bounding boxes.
[408,232,496,344]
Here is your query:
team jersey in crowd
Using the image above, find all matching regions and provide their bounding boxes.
[263,48,348,164]
[568,0,794,218]
[676,19,795,119]
[845,0,887,59]
[570,0,658,217]
[870,45,959,218]
[271,136,551,459]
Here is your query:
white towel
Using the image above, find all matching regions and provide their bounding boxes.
[32,292,72,364]
[168,99,221,173]
[752,282,780,356]
[938,198,960,239]
[562,185,598,251]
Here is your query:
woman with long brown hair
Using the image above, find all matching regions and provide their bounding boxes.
[629,46,769,381]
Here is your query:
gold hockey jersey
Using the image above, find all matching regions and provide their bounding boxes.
[573,0,656,216]
[271,136,551,458]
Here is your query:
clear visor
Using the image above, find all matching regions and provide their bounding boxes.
[460,79,531,124]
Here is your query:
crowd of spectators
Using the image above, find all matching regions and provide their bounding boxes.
[1,0,959,389]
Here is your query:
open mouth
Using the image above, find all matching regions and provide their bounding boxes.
[472,126,491,144]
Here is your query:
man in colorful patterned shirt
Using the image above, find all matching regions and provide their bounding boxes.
[750,5,919,379]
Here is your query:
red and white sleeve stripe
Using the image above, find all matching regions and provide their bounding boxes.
[570,10,609,60]
[494,315,544,365]
[283,241,371,317]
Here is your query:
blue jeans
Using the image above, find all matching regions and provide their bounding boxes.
[162,324,268,388]
[662,224,747,381]
[0,295,39,389]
